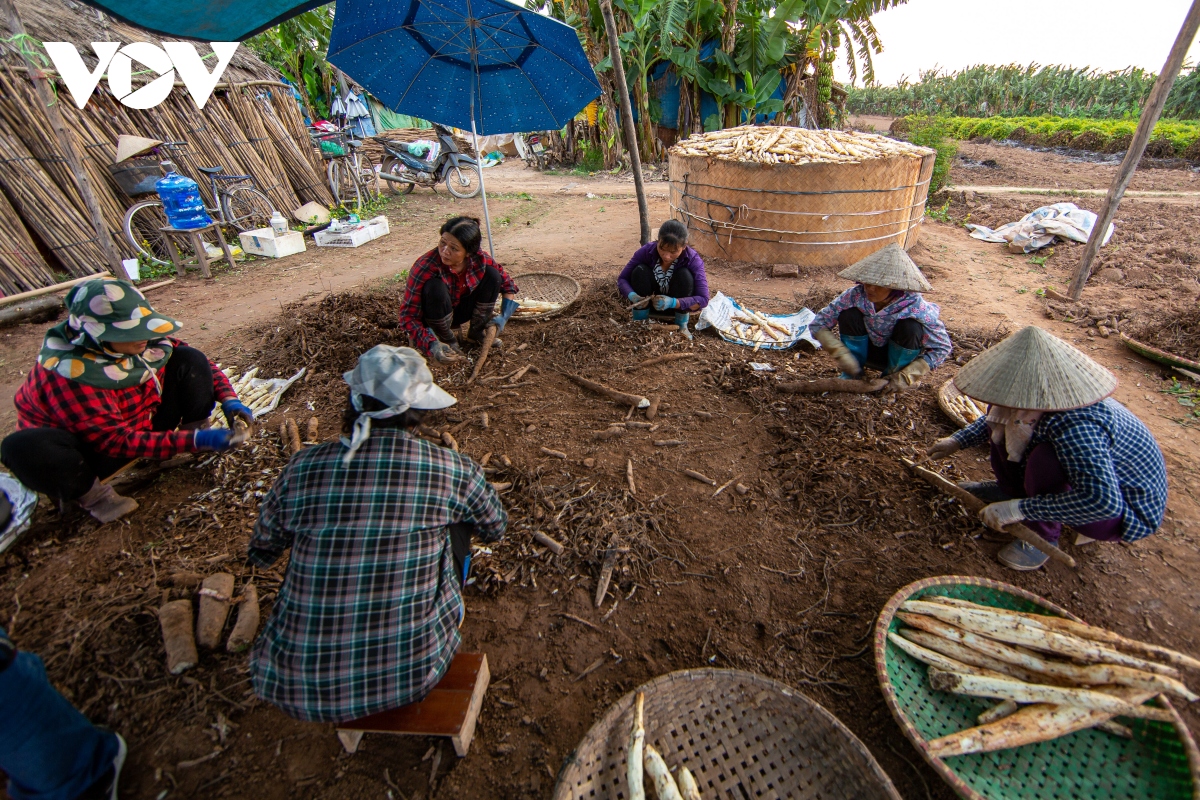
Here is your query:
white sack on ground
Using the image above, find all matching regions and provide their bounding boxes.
[965,203,1114,254]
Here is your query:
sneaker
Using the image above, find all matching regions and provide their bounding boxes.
[76,733,126,800]
[958,481,1013,504]
[997,540,1050,571]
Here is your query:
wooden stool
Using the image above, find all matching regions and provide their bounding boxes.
[336,652,489,757]
[158,222,236,279]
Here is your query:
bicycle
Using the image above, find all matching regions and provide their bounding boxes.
[310,128,380,212]
[122,142,275,267]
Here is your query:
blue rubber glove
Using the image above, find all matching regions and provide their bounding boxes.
[653,295,678,311]
[491,297,519,333]
[194,429,234,452]
[627,291,643,303]
[221,399,254,428]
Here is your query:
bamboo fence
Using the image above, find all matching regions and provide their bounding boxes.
[0,73,330,293]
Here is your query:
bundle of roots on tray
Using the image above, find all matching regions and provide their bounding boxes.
[890,596,1200,757]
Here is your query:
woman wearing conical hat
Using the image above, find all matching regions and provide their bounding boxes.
[808,244,951,392]
[927,326,1167,571]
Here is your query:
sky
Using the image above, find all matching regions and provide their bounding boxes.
[836,0,1200,87]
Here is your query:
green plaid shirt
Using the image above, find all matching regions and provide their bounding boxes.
[247,428,506,723]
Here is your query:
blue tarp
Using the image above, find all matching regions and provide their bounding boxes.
[77,0,327,40]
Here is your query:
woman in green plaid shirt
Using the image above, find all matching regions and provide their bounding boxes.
[248,346,506,722]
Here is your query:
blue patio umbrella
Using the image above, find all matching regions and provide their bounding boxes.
[77,0,329,40]
[327,0,600,252]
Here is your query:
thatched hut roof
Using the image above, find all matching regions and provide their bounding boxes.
[0,0,280,82]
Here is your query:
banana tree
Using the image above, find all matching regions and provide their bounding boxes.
[247,6,337,121]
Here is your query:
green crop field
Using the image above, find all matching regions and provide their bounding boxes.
[890,115,1200,159]
[847,64,1200,121]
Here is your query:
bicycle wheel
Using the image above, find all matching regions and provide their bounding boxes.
[356,151,380,203]
[327,158,363,212]
[381,156,416,195]
[445,163,481,199]
[122,200,171,266]
[221,187,273,232]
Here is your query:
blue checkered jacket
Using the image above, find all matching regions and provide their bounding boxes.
[952,399,1167,542]
[247,428,506,722]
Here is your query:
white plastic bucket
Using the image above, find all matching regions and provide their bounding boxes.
[121,259,140,281]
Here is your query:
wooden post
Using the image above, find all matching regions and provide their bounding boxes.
[1069,0,1200,301]
[0,0,123,275]
[597,0,651,246]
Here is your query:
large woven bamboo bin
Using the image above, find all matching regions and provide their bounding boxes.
[668,136,936,268]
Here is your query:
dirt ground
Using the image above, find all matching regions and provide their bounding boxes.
[1,150,1199,800]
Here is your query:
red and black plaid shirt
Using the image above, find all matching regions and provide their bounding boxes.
[398,249,518,354]
[14,338,236,460]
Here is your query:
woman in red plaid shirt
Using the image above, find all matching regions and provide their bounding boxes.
[1,279,254,524]
[397,216,520,362]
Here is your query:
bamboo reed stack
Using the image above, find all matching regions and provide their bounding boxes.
[225,85,299,212]
[0,187,58,293]
[258,92,334,206]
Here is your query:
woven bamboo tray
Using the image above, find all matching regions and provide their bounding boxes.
[875,576,1200,800]
[1120,333,1200,373]
[495,271,581,323]
[553,668,901,800]
[938,379,987,429]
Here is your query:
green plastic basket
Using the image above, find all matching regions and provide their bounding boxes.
[874,576,1200,800]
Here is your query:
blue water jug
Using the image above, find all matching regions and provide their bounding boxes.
[155,162,212,230]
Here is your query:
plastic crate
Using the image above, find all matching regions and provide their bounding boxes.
[314,225,374,248]
[239,228,306,258]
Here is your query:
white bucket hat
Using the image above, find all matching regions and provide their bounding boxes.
[838,243,933,292]
[341,345,456,464]
[953,326,1117,411]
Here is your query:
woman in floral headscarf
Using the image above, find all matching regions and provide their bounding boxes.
[1,278,253,523]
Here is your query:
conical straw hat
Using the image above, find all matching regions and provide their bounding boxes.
[953,326,1117,411]
[115,135,163,163]
[837,243,932,292]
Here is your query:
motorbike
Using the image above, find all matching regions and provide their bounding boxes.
[378,124,481,198]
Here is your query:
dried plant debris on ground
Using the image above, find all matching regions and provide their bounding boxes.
[1,270,1186,799]
[1125,305,1200,361]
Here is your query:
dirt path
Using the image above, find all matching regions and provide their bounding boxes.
[1,149,1198,800]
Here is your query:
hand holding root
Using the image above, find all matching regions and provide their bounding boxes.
[927,437,961,460]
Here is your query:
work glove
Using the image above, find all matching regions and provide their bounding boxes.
[221,399,255,428]
[491,297,519,334]
[627,291,643,304]
[980,499,1024,531]
[927,437,961,459]
[194,429,236,452]
[886,358,931,392]
[653,295,679,311]
[813,329,862,378]
[430,340,463,363]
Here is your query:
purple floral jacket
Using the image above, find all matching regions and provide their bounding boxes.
[808,285,952,369]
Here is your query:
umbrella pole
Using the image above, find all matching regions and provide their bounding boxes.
[471,117,496,257]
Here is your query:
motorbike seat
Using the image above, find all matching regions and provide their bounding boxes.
[347,139,363,148]
[198,166,224,175]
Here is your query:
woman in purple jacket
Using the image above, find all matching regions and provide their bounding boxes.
[616,220,709,339]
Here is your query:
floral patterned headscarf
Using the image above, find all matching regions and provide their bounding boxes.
[37,278,181,390]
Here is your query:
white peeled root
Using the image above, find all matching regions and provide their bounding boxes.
[644,745,683,800]
[927,669,1174,722]
[628,691,645,800]
[678,766,702,800]
[670,125,934,166]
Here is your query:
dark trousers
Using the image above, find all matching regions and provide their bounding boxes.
[422,266,501,327]
[0,346,215,501]
[838,308,923,372]
[449,523,473,588]
[627,263,695,300]
[990,440,1123,545]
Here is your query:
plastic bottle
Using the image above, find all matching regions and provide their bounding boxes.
[155,161,212,230]
[270,211,289,236]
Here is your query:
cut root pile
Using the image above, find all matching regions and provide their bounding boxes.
[670,125,934,166]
